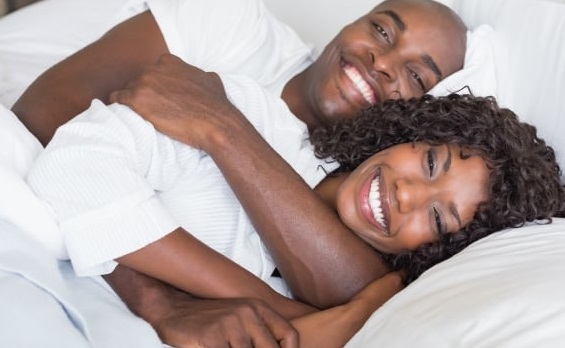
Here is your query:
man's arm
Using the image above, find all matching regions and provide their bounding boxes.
[104,264,299,348]
[12,10,167,146]
[111,54,389,308]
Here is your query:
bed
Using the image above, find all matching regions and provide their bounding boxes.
[0,0,564,347]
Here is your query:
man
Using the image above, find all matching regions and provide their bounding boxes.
[14,0,466,346]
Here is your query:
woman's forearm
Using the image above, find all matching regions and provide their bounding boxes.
[291,272,404,348]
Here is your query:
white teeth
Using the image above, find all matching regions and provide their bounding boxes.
[343,64,376,105]
[369,175,387,228]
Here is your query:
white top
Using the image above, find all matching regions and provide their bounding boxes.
[27,75,338,279]
[146,0,315,96]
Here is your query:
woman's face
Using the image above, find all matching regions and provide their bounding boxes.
[335,142,489,254]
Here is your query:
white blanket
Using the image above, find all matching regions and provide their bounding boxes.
[0,220,162,347]
[0,104,162,347]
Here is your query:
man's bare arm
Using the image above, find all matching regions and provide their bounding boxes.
[12,10,167,146]
[111,54,389,308]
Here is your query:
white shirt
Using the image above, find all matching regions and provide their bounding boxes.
[147,0,315,96]
[27,75,338,280]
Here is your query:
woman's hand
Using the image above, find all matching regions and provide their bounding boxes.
[110,53,245,151]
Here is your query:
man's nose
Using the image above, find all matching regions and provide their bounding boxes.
[369,49,402,100]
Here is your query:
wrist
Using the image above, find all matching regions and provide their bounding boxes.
[200,109,260,157]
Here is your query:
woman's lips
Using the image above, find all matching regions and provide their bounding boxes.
[359,168,389,235]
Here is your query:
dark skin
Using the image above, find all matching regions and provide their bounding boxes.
[107,256,404,348]
[14,0,466,346]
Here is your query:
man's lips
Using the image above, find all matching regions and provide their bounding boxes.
[342,63,378,105]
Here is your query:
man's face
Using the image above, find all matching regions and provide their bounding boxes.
[304,0,466,126]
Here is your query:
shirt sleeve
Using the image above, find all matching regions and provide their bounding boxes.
[146,0,314,91]
[27,100,198,276]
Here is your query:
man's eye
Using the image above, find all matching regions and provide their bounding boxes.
[373,23,390,42]
[427,149,436,177]
[411,70,426,92]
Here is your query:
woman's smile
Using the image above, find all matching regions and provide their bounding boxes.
[359,167,390,234]
[334,142,489,254]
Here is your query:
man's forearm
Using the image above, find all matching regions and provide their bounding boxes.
[107,55,389,307]
[202,112,389,308]
[103,265,302,347]
[102,264,181,327]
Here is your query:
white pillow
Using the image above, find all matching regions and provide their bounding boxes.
[0,0,147,107]
[347,219,565,347]
[448,0,565,179]
[429,24,497,98]
[0,105,65,259]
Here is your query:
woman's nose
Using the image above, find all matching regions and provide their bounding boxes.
[395,178,431,213]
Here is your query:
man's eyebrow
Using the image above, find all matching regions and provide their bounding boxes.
[422,54,443,81]
[376,10,443,81]
[377,10,406,31]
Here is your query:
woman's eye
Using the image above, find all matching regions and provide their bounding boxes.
[427,149,436,177]
[373,23,390,42]
[411,70,426,92]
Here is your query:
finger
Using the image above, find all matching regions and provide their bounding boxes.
[108,89,123,104]
[254,305,298,348]
[221,307,276,348]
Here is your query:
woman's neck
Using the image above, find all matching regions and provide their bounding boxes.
[314,173,349,210]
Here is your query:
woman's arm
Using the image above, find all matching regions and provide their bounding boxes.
[292,272,404,348]
[12,10,167,146]
[110,55,390,308]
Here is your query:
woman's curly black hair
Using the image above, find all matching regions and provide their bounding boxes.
[310,94,565,284]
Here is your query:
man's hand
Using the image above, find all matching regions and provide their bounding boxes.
[104,265,298,348]
[157,297,299,348]
[110,53,241,150]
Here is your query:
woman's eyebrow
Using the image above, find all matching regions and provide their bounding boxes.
[442,145,452,173]
[443,148,462,229]
[450,203,462,229]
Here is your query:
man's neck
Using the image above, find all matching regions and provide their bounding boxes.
[281,68,317,135]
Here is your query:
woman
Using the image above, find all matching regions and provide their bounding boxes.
[27,89,565,347]
[308,93,565,283]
